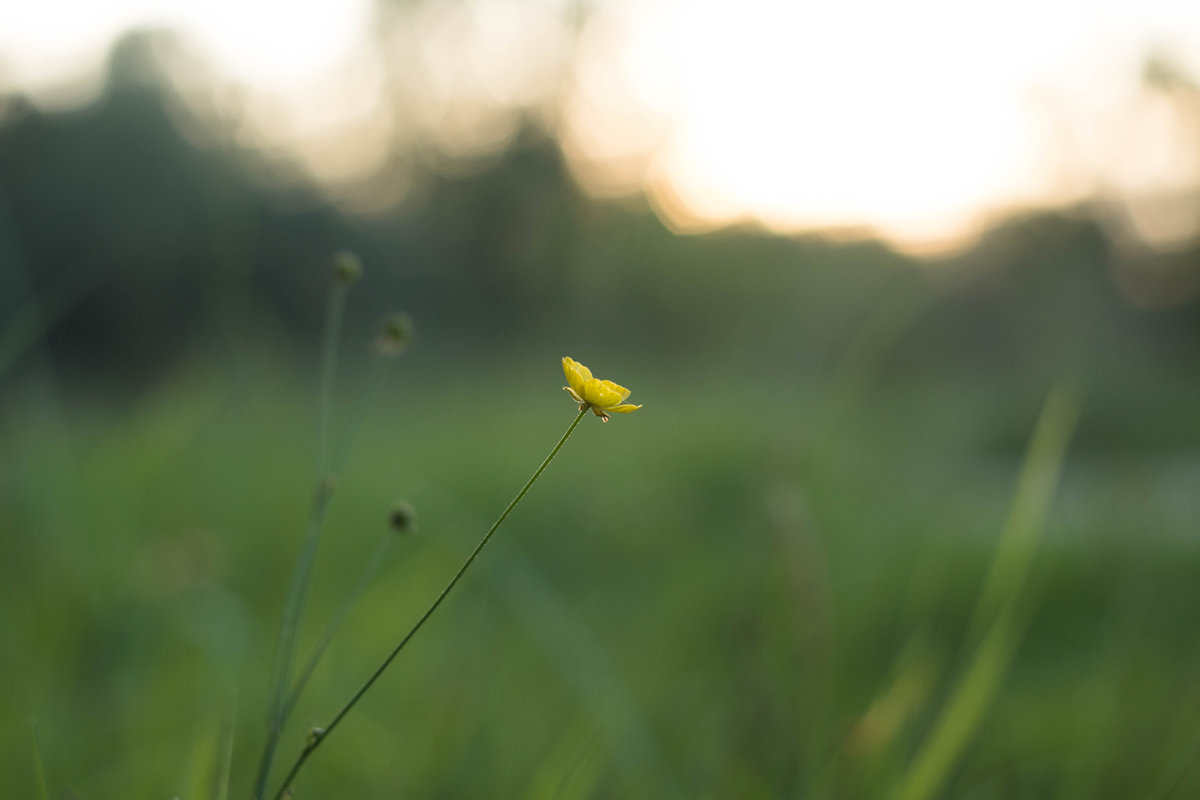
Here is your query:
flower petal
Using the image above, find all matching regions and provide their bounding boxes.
[562,357,592,396]
[586,378,627,408]
[597,379,631,403]
[563,386,585,403]
[608,404,642,414]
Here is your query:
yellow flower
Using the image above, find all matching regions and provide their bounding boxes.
[562,356,642,422]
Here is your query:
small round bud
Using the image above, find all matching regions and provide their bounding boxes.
[375,312,414,356]
[389,501,417,534]
[330,251,363,285]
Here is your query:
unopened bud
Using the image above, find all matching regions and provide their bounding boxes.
[331,251,363,285]
[389,501,416,534]
[375,312,414,356]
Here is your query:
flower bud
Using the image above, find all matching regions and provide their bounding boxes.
[389,501,417,534]
[375,312,414,356]
[330,251,363,285]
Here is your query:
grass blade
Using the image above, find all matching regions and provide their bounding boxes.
[892,381,1081,800]
[30,717,49,800]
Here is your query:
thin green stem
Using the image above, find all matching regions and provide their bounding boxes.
[273,354,398,739]
[212,693,237,800]
[317,284,349,480]
[276,352,396,727]
[254,485,333,800]
[333,354,393,475]
[281,531,397,721]
[30,717,48,800]
[254,282,350,800]
[272,408,589,800]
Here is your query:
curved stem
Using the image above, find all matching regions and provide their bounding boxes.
[272,408,589,799]
[281,531,397,721]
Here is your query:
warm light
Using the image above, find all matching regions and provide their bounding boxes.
[4,0,1200,250]
[0,0,369,90]
[562,0,1200,252]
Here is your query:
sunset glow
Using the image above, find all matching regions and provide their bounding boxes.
[4,0,1200,250]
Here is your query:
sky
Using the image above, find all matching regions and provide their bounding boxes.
[3,0,1200,252]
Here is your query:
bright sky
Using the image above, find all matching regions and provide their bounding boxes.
[3,0,1200,251]
[0,0,371,92]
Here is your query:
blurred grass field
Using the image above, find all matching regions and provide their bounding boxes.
[4,14,1200,799]
[3,350,1199,799]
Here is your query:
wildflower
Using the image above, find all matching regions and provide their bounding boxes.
[562,356,642,422]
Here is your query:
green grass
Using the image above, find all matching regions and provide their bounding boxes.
[2,360,1199,798]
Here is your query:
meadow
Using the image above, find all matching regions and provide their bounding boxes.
[3,340,1198,799]
[4,16,1200,799]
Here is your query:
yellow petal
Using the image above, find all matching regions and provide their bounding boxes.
[583,379,623,408]
[562,357,592,396]
[607,404,641,414]
[563,386,585,403]
[597,379,631,403]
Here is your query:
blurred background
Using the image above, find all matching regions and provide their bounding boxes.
[2,0,1200,797]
